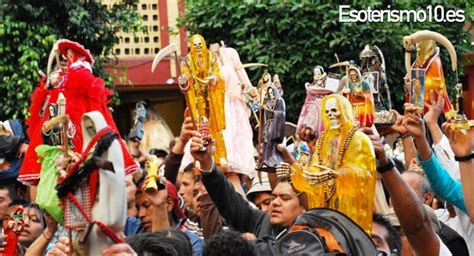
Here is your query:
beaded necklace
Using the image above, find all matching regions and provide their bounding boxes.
[315,125,358,205]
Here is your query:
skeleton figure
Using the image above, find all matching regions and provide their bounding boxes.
[403,30,457,119]
[359,45,387,112]
[287,94,376,234]
[180,34,227,168]
[297,66,333,141]
[258,72,272,106]
[259,86,285,171]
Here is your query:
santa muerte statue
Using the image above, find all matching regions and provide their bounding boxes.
[359,45,396,125]
[258,85,286,172]
[297,66,334,141]
[179,34,227,168]
[403,30,457,119]
[330,61,375,128]
[18,39,138,185]
[277,94,376,234]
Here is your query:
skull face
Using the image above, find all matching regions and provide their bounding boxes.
[349,70,359,83]
[313,66,326,80]
[267,87,275,100]
[193,37,203,54]
[325,98,341,130]
[314,67,322,78]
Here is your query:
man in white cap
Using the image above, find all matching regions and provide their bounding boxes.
[246,172,272,212]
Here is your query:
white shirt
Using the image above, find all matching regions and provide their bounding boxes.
[432,135,474,255]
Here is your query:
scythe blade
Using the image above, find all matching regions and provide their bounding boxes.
[151,43,179,73]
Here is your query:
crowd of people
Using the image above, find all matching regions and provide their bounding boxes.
[1,96,472,255]
[0,35,472,256]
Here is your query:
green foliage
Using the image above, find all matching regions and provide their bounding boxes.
[179,1,472,122]
[0,0,142,119]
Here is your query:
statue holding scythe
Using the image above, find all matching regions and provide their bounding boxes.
[152,35,227,168]
[403,30,457,119]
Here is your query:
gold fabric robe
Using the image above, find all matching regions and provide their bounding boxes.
[181,50,227,167]
[291,95,376,234]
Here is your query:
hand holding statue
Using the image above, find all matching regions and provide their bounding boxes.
[389,110,408,135]
[442,122,473,158]
[190,136,214,172]
[424,90,444,125]
[402,112,425,139]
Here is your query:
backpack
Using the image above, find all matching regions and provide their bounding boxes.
[276,208,377,255]
[438,222,469,256]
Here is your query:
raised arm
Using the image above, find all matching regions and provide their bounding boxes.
[424,90,445,144]
[363,127,439,256]
[403,113,467,212]
[189,136,266,233]
[442,122,474,223]
[164,116,195,184]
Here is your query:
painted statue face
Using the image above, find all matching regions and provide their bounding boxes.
[325,98,342,130]
[349,70,359,83]
[314,67,322,78]
[49,105,56,117]
[193,37,203,54]
[268,88,275,100]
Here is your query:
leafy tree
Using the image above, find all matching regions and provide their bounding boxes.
[179,1,472,122]
[0,0,142,119]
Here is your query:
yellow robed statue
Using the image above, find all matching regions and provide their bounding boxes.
[291,94,376,234]
[179,34,227,167]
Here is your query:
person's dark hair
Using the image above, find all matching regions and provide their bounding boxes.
[203,230,256,256]
[276,178,308,210]
[25,203,46,227]
[393,158,405,174]
[183,162,200,182]
[373,213,401,255]
[0,184,18,202]
[126,230,192,256]
[149,148,169,159]
[8,198,29,208]
[183,162,195,174]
